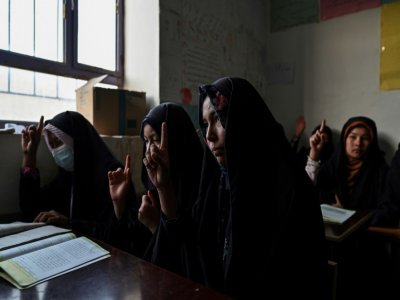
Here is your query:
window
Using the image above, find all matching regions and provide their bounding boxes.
[0,0,123,122]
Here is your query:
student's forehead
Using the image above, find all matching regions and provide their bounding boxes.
[202,97,216,115]
[349,127,368,134]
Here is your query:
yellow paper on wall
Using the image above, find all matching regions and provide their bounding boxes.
[380,2,400,90]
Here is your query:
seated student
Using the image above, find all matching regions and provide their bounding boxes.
[19,111,134,248]
[306,116,389,299]
[109,102,204,272]
[290,116,335,166]
[306,116,388,209]
[144,77,327,298]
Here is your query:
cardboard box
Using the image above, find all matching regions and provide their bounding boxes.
[76,75,147,136]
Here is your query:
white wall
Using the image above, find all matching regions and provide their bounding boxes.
[124,0,160,108]
[267,7,400,162]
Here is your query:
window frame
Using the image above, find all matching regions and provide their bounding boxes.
[0,0,124,87]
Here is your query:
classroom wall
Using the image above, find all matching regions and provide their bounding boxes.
[266,6,400,162]
[159,0,269,122]
[0,133,145,217]
[124,0,160,108]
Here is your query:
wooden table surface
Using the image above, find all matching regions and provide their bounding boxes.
[0,239,231,299]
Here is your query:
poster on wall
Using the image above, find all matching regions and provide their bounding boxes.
[381,0,400,3]
[270,0,318,32]
[320,0,380,21]
[380,1,400,90]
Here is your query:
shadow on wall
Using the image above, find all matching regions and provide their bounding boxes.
[0,133,145,219]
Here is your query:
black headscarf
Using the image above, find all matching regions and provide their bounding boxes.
[317,116,388,209]
[45,111,126,242]
[372,144,400,226]
[197,77,327,298]
[140,103,204,275]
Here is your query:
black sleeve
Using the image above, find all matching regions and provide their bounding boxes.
[19,170,62,221]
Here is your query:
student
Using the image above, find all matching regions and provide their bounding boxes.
[109,102,204,273]
[144,77,327,298]
[19,111,132,247]
[306,116,388,209]
[306,116,389,299]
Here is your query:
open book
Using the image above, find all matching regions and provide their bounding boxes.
[320,204,356,224]
[0,222,110,289]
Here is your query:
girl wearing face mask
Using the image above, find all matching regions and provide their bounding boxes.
[19,111,135,248]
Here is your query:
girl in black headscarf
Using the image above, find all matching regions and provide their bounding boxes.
[142,102,204,276]
[19,111,131,247]
[307,116,388,209]
[143,78,327,298]
[109,103,204,272]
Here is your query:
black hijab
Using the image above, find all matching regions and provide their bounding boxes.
[197,77,327,298]
[317,116,388,209]
[140,103,204,275]
[372,144,400,226]
[140,102,203,213]
[46,111,125,241]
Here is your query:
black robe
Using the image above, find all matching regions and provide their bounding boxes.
[139,103,205,276]
[171,77,328,298]
[372,144,400,226]
[19,111,145,251]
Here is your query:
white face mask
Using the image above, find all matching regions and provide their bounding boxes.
[51,144,74,172]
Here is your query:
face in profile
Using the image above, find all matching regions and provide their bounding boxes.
[202,97,227,168]
[345,126,371,160]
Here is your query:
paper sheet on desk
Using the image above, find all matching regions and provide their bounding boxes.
[321,204,355,224]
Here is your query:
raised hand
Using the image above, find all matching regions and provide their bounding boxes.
[138,190,161,234]
[143,122,170,190]
[309,119,326,161]
[21,116,44,168]
[108,154,132,219]
[295,115,306,138]
[143,122,177,219]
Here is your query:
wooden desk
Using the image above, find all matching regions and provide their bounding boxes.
[324,210,373,242]
[0,240,231,299]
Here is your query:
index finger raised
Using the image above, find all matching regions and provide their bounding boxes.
[37,116,44,134]
[160,122,168,151]
[319,119,325,133]
[124,154,131,173]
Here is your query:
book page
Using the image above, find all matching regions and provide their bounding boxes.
[0,222,46,238]
[0,233,76,262]
[0,237,110,289]
[0,225,71,250]
[321,204,355,224]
